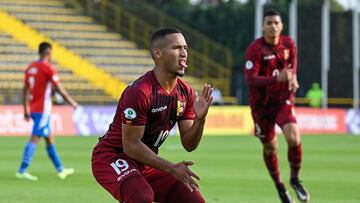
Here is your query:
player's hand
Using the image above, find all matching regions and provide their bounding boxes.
[276,65,293,82]
[169,161,200,192]
[24,112,30,121]
[289,76,299,93]
[194,84,213,120]
[72,101,79,109]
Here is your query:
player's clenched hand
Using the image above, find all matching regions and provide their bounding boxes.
[169,161,200,192]
[276,65,293,82]
[194,84,213,120]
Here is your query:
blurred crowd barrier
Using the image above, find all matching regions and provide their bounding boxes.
[0,106,359,136]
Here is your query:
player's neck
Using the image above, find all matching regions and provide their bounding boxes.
[264,36,280,45]
[39,57,50,63]
[153,67,177,94]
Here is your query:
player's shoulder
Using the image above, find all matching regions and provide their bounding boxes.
[124,70,154,97]
[176,77,195,98]
[246,37,265,55]
[281,35,296,46]
[247,37,264,49]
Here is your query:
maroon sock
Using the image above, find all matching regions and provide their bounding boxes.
[263,152,284,191]
[288,143,302,181]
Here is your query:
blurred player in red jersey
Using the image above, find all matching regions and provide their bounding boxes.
[244,10,310,203]
[91,27,212,203]
[16,42,78,181]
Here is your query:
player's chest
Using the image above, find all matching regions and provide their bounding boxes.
[260,47,290,71]
[148,93,187,124]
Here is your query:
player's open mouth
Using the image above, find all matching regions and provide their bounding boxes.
[179,60,187,68]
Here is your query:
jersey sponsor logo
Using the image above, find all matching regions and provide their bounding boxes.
[124,108,136,119]
[263,54,276,60]
[245,60,253,70]
[284,49,290,60]
[116,168,137,182]
[151,105,168,113]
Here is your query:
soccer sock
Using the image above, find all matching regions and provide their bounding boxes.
[288,143,302,182]
[263,152,285,191]
[18,141,37,173]
[46,144,63,172]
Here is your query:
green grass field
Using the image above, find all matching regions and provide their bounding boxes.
[0,135,359,203]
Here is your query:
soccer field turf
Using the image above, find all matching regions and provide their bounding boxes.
[0,135,359,203]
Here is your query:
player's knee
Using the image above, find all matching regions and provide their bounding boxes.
[167,182,205,203]
[263,145,277,155]
[287,133,301,147]
[179,190,205,203]
[120,176,154,203]
[127,191,153,203]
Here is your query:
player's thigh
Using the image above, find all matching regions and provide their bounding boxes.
[144,167,205,203]
[282,123,301,147]
[275,106,300,146]
[252,114,276,143]
[31,113,51,137]
[91,150,143,202]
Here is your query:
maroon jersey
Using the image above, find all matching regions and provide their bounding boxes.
[97,70,196,153]
[244,36,297,114]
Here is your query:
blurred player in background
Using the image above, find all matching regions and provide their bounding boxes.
[244,10,310,203]
[92,27,212,203]
[16,42,78,181]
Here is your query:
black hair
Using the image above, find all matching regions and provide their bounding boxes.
[38,42,52,55]
[150,27,182,47]
[263,9,282,22]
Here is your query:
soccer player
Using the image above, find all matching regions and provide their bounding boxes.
[91,27,212,203]
[16,42,78,181]
[244,10,310,203]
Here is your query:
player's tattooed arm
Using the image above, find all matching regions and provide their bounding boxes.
[178,84,213,152]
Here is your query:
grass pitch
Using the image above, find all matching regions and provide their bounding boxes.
[0,135,359,203]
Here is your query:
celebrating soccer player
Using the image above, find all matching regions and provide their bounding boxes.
[16,42,78,181]
[243,10,310,203]
[91,27,212,203]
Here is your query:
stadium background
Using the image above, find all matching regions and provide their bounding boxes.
[0,0,359,202]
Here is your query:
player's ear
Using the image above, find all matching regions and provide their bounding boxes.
[152,48,162,59]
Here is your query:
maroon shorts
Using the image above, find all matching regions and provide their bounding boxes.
[252,105,297,143]
[91,146,197,202]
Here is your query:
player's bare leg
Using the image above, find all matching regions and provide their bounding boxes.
[262,137,294,203]
[45,135,74,179]
[283,123,310,202]
[16,136,41,181]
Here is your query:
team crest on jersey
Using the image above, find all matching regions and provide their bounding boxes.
[177,100,186,116]
[284,49,290,60]
[245,60,253,70]
[124,108,136,119]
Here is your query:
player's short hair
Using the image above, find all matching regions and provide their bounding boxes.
[38,42,52,55]
[150,27,182,48]
[263,9,282,22]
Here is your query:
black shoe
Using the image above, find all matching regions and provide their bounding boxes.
[290,180,310,202]
[277,190,295,203]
